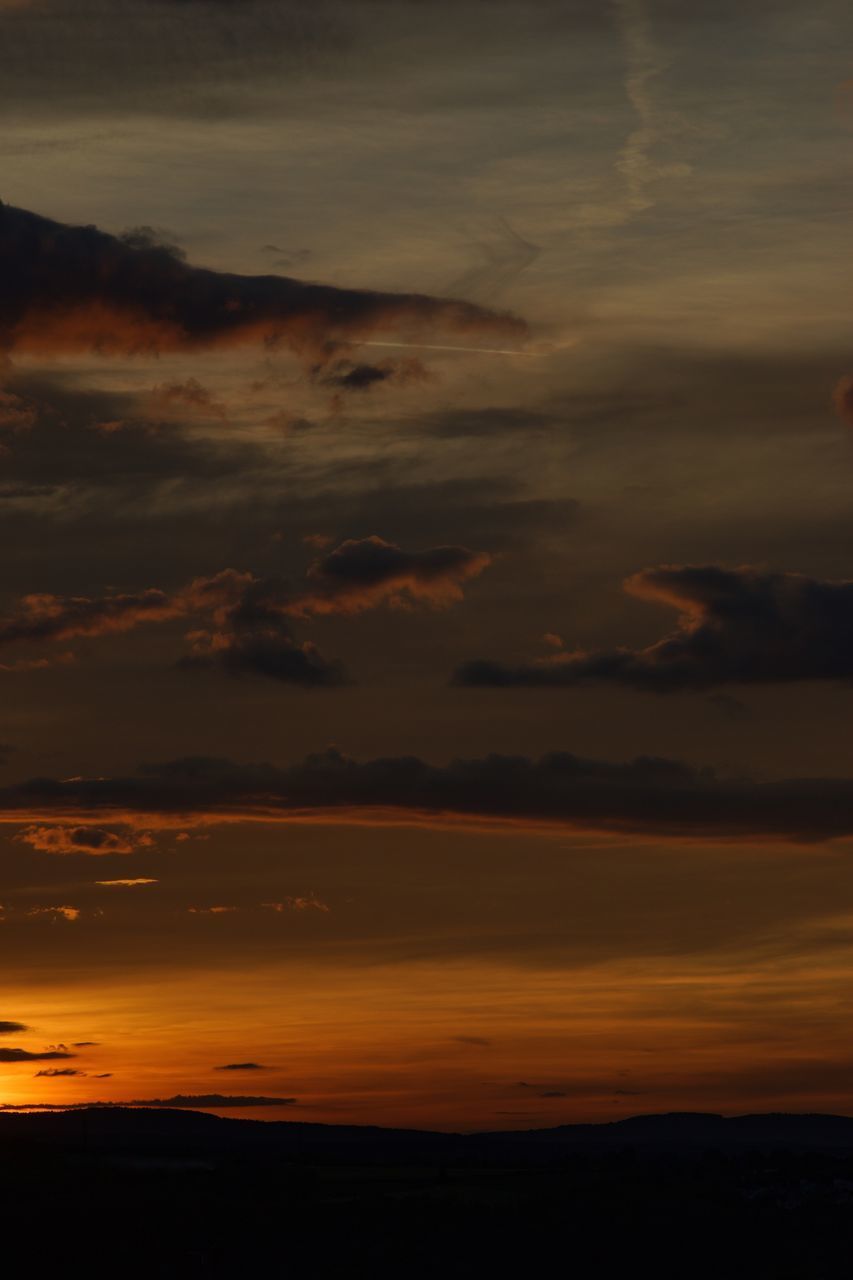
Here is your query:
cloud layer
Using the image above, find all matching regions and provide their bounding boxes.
[3,747,853,843]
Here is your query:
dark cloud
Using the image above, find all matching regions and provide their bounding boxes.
[0,203,524,361]
[34,1067,85,1077]
[318,356,431,393]
[124,1094,296,1108]
[455,565,853,692]
[0,535,486,684]
[0,1047,75,1062]
[181,623,348,688]
[181,566,350,685]
[298,536,490,615]
[0,1094,297,1110]
[214,1062,266,1071]
[6,746,853,842]
[118,225,185,259]
[0,1021,28,1034]
[323,362,392,391]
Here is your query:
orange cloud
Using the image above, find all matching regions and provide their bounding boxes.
[26,906,80,922]
[95,878,158,887]
[15,826,152,855]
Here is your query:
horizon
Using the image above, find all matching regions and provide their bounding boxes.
[5,1103,853,1136]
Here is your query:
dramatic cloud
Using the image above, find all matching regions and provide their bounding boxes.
[0,1021,28,1034]
[0,203,525,361]
[16,825,150,855]
[214,1062,266,1071]
[5,747,853,843]
[0,1047,75,1062]
[295,536,490,616]
[181,583,349,686]
[34,1067,85,1077]
[455,565,853,692]
[0,536,487,684]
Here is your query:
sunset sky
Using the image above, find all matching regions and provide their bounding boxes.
[2,0,853,1130]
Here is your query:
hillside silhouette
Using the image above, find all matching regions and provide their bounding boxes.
[3,1108,853,1276]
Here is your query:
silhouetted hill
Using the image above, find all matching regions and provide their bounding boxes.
[4,1107,853,1277]
[4,1106,853,1155]
[479,1110,853,1148]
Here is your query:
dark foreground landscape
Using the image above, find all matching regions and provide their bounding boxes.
[3,1109,853,1277]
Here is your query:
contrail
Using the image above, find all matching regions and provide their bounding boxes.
[613,0,688,216]
[360,340,540,357]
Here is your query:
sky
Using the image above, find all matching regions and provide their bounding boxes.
[1,0,853,1130]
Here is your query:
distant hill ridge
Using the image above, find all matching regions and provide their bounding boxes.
[3,1107,853,1151]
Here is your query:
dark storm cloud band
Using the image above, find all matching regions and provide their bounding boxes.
[455,565,853,692]
[0,203,525,359]
[4,748,853,843]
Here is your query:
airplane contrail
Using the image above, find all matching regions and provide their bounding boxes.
[360,340,540,357]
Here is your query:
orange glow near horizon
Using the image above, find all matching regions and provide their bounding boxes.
[6,935,853,1129]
